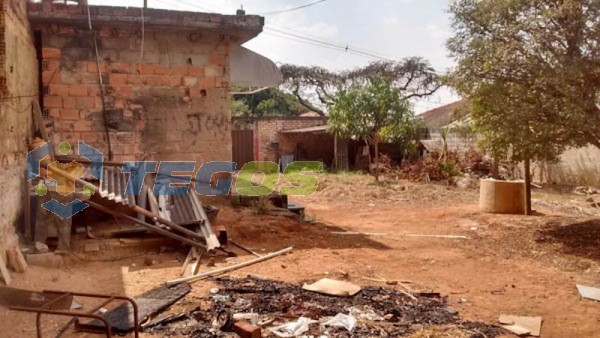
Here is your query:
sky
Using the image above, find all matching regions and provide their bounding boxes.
[90,0,459,113]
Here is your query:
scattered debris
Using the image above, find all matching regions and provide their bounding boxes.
[302,278,362,297]
[271,317,317,337]
[34,242,49,253]
[83,283,190,333]
[574,186,599,195]
[146,276,502,337]
[498,315,542,337]
[322,313,357,332]
[233,320,262,338]
[576,284,600,302]
[166,247,293,286]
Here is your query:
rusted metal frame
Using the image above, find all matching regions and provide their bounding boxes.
[40,162,207,243]
[10,307,111,338]
[46,290,140,338]
[86,200,206,249]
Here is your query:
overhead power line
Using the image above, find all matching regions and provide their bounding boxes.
[259,0,328,15]
[265,27,394,61]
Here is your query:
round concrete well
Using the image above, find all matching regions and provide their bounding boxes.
[479,179,526,214]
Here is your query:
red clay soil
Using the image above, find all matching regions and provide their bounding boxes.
[1,175,599,337]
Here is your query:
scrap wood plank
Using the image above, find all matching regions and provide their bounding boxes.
[0,255,11,285]
[166,247,293,286]
[6,246,28,273]
[82,283,191,333]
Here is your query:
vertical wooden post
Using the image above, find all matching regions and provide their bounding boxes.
[524,157,532,215]
[333,134,338,170]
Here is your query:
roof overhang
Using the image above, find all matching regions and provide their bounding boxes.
[280,125,329,134]
[27,3,264,44]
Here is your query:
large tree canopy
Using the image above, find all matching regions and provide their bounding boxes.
[448,0,600,152]
[280,57,441,115]
[448,0,600,214]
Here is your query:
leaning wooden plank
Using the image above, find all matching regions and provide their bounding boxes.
[81,283,191,333]
[0,254,12,285]
[406,234,468,239]
[180,247,196,277]
[166,247,293,287]
[6,247,28,273]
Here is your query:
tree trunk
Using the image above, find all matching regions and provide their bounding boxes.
[524,157,532,216]
[364,139,372,173]
[492,154,499,179]
[374,139,380,182]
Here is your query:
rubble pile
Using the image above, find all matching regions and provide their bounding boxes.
[146,276,503,337]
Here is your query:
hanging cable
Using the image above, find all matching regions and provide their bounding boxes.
[86,2,114,160]
[259,0,328,15]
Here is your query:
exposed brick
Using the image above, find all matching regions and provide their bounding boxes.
[63,97,77,108]
[42,47,61,59]
[44,96,62,108]
[46,60,60,72]
[109,73,128,84]
[76,97,95,109]
[127,75,143,85]
[142,75,180,86]
[181,76,198,87]
[69,85,88,97]
[209,54,227,66]
[88,85,101,96]
[73,120,93,132]
[48,84,69,96]
[49,108,61,118]
[87,61,107,73]
[60,108,80,120]
[80,132,106,143]
[109,62,131,73]
[188,67,205,77]
[113,85,133,97]
[42,70,61,84]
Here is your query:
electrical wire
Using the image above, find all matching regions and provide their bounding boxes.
[259,0,328,15]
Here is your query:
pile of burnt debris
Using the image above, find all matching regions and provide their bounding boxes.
[144,276,503,338]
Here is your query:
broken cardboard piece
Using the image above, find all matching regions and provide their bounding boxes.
[576,284,600,302]
[498,315,542,336]
[302,278,361,297]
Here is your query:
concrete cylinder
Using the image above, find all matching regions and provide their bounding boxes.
[479,179,526,214]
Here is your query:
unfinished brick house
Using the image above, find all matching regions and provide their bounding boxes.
[28,1,264,164]
[0,0,279,259]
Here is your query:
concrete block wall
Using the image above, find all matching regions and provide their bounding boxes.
[0,0,38,254]
[37,18,233,165]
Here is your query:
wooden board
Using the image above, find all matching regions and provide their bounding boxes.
[82,283,191,333]
[0,255,11,285]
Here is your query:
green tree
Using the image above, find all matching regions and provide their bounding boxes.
[232,88,308,117]
[447,0,600,214]
[329,76,418,181]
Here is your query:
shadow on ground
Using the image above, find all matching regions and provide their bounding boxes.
[536,220,600,261]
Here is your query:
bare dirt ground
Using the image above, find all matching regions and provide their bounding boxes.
[2,173,600,337]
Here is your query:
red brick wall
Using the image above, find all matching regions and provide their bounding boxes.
[252,117,328,162]
[36,19,233,165]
